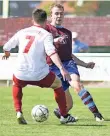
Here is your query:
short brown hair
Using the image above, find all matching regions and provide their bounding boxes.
[32,8,47,23]
[50,3,64,11]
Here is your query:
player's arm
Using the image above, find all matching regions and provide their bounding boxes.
[72,54,95,69]
[44,34,71,81]
[2,32,19,60]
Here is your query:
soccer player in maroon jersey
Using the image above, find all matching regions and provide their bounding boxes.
[46,3,104,122]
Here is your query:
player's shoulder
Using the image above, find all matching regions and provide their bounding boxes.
[46,23,55,31]
[41,26,51,34]
[17,26,51,36]
[63,27,71,33]
[16,27,32,35]
[18,26,34,33]
[40,27,52,38]
[63,27,72,38]
[46,23,52,29]
[46,23,71,32]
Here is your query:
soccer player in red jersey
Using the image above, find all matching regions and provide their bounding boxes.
[46,3,104,122]
[2,9,77,125]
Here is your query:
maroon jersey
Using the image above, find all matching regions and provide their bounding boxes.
[46,24,72,65]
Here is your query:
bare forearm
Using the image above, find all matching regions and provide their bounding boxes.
[72,54,87,67]
[50,53,64,70]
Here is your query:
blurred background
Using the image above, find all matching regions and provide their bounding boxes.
[0,0,110,53]
[0,0,110,85]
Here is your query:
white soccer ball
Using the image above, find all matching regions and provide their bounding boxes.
[31,105,49,122]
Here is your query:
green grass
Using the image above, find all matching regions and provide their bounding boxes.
[0,87,110,136]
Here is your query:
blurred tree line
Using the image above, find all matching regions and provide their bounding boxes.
[38,1,110,16]
[0,1,110,17]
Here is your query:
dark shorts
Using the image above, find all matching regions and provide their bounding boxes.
[49,60,80,91]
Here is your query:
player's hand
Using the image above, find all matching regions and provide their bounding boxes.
[60,67,71,81]
[2,55,9,60]
[2,51,10,60]
[54,36,63,43]
[54,35,67,43]
[86,62,95,69]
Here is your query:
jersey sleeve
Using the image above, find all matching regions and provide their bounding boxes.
[44,34,56,56]
[3,31,19,51]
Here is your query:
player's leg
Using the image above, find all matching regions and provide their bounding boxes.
[54,86,78,122]
[50,73,77,124]
[53,80,73,119]
[64,60,104,121]
[69,73,104,121]
[60,77,73,111]
[37,71,76,124]
[12,75,27,124]
[37,71,67,117]
[65,89,73,111]
[49,64,75,119]
[53,88,75,118]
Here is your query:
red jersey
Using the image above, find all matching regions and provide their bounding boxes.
[46,24,72,65]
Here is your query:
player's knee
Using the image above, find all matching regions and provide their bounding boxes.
[50,76,62,89]
[72,81,83,94]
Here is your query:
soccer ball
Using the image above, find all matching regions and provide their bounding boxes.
[31,105,49,122]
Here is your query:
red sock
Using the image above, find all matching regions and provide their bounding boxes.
[54,87,67,116]
[12,85,23,112]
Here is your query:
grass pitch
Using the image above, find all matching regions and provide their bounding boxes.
[0,87,110,136]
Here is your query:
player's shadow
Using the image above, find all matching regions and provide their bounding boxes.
[104,118,110,121]
[30,123,106,127]
[30,122,106,127]
[29,118,110,126]
[58,123,106,127]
